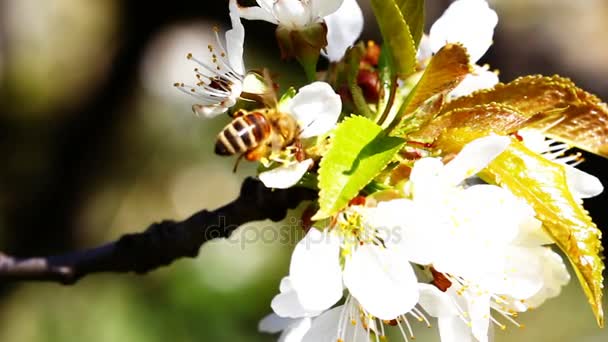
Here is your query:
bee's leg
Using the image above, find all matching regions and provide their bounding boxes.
[232,153,246,173]
[293,139,305,162]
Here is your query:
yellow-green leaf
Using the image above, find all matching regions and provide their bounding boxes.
[441,75,589,115]
[479,141,605,327]
[408,103,532,152]
[440,75,608,157]
[402,44,471,116]
[370,0,417,77]
[315,116,405,219]
[527,103,608,158]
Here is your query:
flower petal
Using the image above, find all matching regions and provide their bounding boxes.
[302,305,369,342]
[408,157,446,204]
[438,316,474,342]
[289,82,342,138]
[273,0,312,28]
[192,103,231,118]
[364,199,437,265]
[311,0,344,18]
[271,280,322,318]
[449,64,499,98]
[289,228,343,312]
[443,135,511,186]
[343,244,419,320]
[416,34,432,62]
[259,159,314,189]
[323,0,363,62]
[524,247,570,309]
[429,0,498,63]
[566,166,604,199]
[467,293,491,342]
[279,317,312,342]
[226,0,246,75]
[238,2,279,24]
[477,246,544,299]
[418,283,460,318]
[259,313,295,333]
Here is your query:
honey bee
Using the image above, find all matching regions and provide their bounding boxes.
[215,109,300,162]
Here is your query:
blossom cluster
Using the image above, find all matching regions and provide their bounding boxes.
[176,0,606,341]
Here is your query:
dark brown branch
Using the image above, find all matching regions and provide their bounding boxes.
[0,178,316,285]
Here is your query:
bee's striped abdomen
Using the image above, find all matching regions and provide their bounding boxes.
[215,112,271,156]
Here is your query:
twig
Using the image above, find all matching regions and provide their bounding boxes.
[0,178,316,285]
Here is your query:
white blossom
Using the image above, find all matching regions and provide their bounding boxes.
[175,0,248,117]
[238,0,363,62]
[424,0,500,96]
[429,0,498,64]
[259,82,341,189]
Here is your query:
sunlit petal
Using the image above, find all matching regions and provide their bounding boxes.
[289,82,342,138]
[259,159,314,189]
[323,0,363,62]
[289,228,343,312]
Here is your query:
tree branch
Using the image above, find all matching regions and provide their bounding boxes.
[0,178,316,285]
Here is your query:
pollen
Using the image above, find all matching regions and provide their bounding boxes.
[186,53,193,59]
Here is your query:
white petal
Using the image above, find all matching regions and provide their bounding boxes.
[192,103,230,118]
[429,0,498,63]
[302,305,369,342]
[470,296,491,342]
[477,246,544,299]
[418,283,460,318]
[566,166,604,199]
[409,157,446,204]
[259,159,314,189]
[524,248,570,309]
[364,199,437,265]
[438,316,474,342]
[323,0,363,62]
[450,64,499,98]
[241,73,268,94]
[226,0,246,75]
[289,82,342,138]
[257,0,275,13]
[272,283,321,318]
[311,0,344,18]
[239,3,279,24]
[416,34,432,62]
[273,0,312,28]
[343,244,419,320]
[443,135,511,186]
[279,317,312,342]
[289,228,343,312]
[259,313,296,333]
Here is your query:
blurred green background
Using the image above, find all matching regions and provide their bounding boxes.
[0,0,607,341]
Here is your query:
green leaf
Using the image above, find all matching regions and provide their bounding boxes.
[479,141,605,327]
[397,0,426,48]
[370,0,417,77]
[315,116,405,219]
